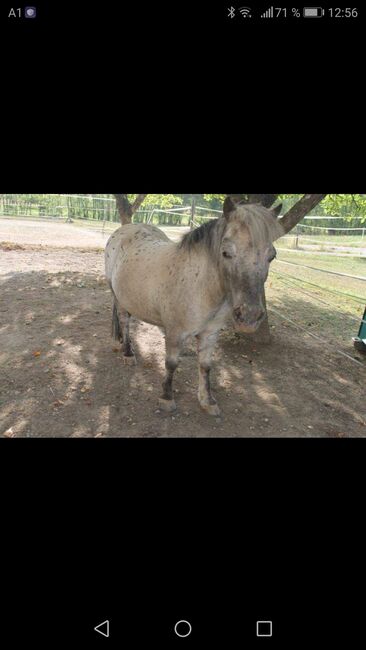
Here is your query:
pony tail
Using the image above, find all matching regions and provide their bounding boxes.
[112,300,122,341]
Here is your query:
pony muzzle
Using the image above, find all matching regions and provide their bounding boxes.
[233,306,265,333]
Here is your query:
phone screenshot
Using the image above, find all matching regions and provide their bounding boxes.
[0,2,364,647]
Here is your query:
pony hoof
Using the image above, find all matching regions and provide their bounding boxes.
[158,398,177,413]
[123,355,136,366]
[200,402,221,416]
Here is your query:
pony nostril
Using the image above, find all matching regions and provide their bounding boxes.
[234,307,264,323]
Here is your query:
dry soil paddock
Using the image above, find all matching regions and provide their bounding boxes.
[0,218,365,437]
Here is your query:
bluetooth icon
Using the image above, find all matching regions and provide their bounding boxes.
[228,6,235,18]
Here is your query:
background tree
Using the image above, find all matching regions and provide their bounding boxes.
[204,193,327,231]
[113,194,186,224]
[114,194,148,225]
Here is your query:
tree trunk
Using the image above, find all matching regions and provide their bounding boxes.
[251,289,271,344]
[114,194,148,225]
[190,195,196,229]
[114,194,133,224]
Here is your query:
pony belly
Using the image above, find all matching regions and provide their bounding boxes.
[116,293,163,327]
[113,275,164,327]
[119,296,163,327]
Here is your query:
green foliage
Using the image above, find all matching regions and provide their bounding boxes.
[278,194,366,223]
[2,194,366,227]
[128,194,183,208]
[321,194,366,223]
[203,194,226,203]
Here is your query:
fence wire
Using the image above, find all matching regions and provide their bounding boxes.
[274,275,366,326]
[275,258,366,282]
[271,268,365,304]
[268,307,364,367]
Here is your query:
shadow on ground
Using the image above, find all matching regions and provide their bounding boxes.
[0,269,365,437]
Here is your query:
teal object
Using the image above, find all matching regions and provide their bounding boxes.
[353,306,366,352]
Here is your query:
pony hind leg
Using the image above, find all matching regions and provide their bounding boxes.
[111,298,136,365]
[196,332,221,416]
[120,309,136,365]
[112,299,123,342]
[158,337,181,413]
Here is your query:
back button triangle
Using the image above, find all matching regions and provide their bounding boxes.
[94,620,110,638]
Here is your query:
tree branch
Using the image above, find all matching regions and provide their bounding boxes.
[132,194,148,213]
[247,194,278,208]
[227,194,278,208]
[278,194,327,235]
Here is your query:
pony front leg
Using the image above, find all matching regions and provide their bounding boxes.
[197,333,221,416]
[158,339,180,413]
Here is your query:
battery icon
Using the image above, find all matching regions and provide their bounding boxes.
[303,7,324,17]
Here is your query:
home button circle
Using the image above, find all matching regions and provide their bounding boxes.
[174,620,192,638]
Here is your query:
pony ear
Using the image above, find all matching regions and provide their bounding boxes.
[223,196,237,219]
[271,203,282,219]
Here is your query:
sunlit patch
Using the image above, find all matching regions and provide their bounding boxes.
[217,365,243,388]
[50,340,94,389]
[132,321,166,369]
[69,427,90,438]
[253,387,287,413]
[233,366,288,412]
[59,314,76,324]
[91,406,110,437]
[333,373,352,386]
[0,322,10,334]
[1,401,35,437]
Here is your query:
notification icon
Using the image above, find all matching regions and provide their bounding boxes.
[25,7,37,18]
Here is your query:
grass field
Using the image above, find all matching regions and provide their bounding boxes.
[280,233,365,250]
[268,250,366,355]
[276,250,366,277]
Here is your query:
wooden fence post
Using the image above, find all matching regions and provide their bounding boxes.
[190,196,196,229]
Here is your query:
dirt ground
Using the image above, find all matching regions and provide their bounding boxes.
[1,219,365,437]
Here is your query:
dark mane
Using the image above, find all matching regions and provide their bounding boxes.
[178,204,283,257]
[178,218,223,256]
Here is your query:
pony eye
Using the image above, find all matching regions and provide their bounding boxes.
[269,250,277,262]
[222,251,232,259]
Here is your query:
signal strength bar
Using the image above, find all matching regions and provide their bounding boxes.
[261,6,274,18]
